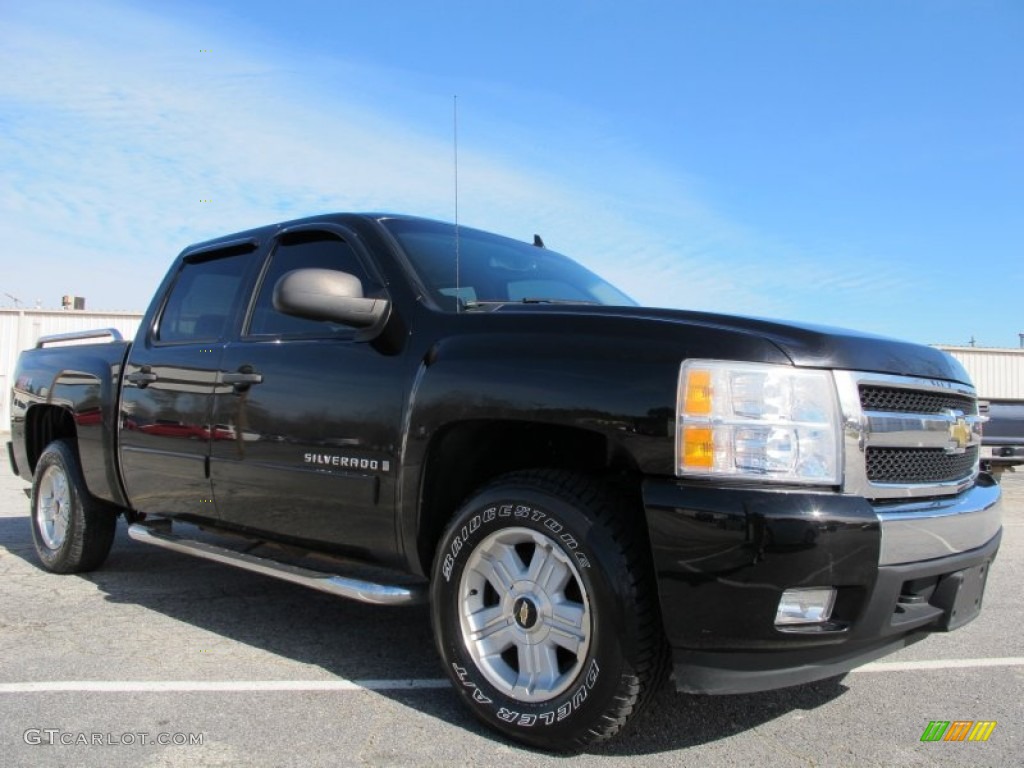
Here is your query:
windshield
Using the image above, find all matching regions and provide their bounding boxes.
[382,218,636,311]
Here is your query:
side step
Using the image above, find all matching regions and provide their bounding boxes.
[127,523,426,606]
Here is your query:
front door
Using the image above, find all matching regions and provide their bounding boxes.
[208,226,405,558]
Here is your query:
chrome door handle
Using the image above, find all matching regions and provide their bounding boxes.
[221,372,263,385]
[125,371,158,388]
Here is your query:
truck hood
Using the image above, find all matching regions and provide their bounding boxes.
[498,304,973,385]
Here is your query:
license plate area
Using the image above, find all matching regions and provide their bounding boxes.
[932,562,990,630]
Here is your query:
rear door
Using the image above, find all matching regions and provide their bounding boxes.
[208,225,406,556]
[119,241,258,519]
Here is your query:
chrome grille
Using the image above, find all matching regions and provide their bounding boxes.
[859,386,977,416]
[866,447,980,484]
[834,371,982,500]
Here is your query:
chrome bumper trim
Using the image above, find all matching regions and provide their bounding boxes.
[875,476,1002,566]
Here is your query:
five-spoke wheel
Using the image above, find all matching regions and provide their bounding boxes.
[431,471,667,751]
[36,463,72,550]
[459,526,591,702]
[30,440,116,573]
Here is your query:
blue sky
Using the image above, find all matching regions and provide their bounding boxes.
[1,0,1021,347]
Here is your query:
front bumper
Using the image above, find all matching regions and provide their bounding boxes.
[983,444,1024,465]
[643,475,1002,694]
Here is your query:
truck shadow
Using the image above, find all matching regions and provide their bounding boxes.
[0,516,848,756]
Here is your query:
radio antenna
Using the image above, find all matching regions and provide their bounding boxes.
[453,94,461,312]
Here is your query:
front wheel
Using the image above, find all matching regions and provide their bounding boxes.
[30,440,117,573]
[430,471,667,751]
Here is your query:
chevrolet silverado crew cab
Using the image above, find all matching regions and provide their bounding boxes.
[7,213,1002,750]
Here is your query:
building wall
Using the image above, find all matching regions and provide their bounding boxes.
[935,346,1024,401]
[1,309,144,428]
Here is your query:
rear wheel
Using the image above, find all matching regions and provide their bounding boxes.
[431,470,667,751]
[30,440,117,573]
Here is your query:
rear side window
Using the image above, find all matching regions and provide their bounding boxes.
[247,231,384,337]
[157,250,250,343]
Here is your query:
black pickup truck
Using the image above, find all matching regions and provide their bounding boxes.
[980,400,1024,474]
[7,213,1002,750]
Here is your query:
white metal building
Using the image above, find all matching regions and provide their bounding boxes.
[934,345,1024,401]
[1,309,144,427]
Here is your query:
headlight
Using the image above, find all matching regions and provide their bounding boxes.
[676,360,841,485]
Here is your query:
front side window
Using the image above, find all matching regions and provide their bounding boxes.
[157,250,250,343]
[381,218,636,311]
[247,231,384,337]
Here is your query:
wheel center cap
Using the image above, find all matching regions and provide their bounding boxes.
[512,596,539,629]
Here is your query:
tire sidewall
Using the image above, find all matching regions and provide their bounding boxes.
[431,480,633,748]
[30,442,84,572]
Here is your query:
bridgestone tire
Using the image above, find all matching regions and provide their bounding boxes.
[430,470,668,751]
[30,440,117,573]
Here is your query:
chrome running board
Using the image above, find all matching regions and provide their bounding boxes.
[127,522,426,606]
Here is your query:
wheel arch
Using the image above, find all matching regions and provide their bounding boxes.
[412,419,644,577]
[24,405,78,476]
[22,404,125,510]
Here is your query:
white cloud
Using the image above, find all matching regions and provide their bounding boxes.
[0,0,919,343]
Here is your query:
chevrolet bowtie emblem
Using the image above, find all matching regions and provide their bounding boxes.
[948,415,972,453]
[512,596,537,629]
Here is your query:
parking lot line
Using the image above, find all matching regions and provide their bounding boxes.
[0,679,451,693]
[1,657,1022,694]
[853,656,1024,673]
